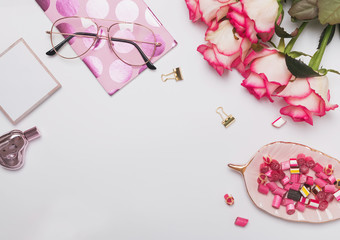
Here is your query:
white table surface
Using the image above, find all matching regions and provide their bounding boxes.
[1,1,340,239]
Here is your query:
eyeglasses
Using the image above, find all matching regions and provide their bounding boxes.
[45,16,162,70]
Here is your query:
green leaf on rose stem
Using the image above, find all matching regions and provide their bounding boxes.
[319,68,340,75]
[275,23,296,38]
[318,0,340,25]
[289,0,318,20]
[285,54,320,78]
[288,51,312,58]
[318,24,336,49]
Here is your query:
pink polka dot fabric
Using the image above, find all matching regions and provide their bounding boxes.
[35,0,177,95]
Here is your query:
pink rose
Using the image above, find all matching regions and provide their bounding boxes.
[227,0,279,43]
[241,48,292,102]
[185,0,236,26]
[277,76,338,125]
[198,20,251,76]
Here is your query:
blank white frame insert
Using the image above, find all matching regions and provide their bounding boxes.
[0,38,61,124]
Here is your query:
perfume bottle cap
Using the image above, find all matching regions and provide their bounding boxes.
[24,127,40,142]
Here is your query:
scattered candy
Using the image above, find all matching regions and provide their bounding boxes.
[290,159,298,168]
[306,176,314,186]
[334,190,340,201]
[263,155,272,165]
[272,117,286,128]
[316,172,328,180]
[300,185,310,198]
[318,200,329,211]
[273,187,287,197]
[328,175,336,184]
[300,197,310,205]
[307,199,320,209]
[286,203,295,215]
[324,184,336,193]
[256,152,339,216]
[290,174,300,183]
[312,185,322,195]
[300,165,309,174]
[312,163,323,173]
[290,168,300,174]
[324,164,334,176]
[260,163,269,174]
[258,184,269,195]
[235,217,248,227]
[280,176,290,186]
[326,192,334,202]
[270,160,281,171]
[287,189,302,202]
[224,194,234,206]
[297,154,306,166]
[281,198,294,206]
[281,161,290,171]
[314,178,327,188]
[266,182,279,192]
[295,202,305,212]
[335,179,340,189]
[305,157,315,168]
[257,174,267,184]
[272,195,282,209]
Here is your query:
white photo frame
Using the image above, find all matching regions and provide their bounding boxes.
[0,38,61,124]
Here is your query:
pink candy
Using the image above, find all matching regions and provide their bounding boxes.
[273,188,287,197]
[258,184,269,195]
[312,163,324,173]
[295,202,305,212]
[259,153,339,216]
[280,176,290,186]
[286,203,295,215]
[306,176,314,186]
[235,217,248,227]
[314,178,327,188]
[328,175,336,184]
[281,161,290,171]
[334,190,340,201]
[324,184,336,193]
[266,182,278,192]
[290,174,300,183]
[316,172,328,180]
[299,174,307,184]
[281,198,294,206]
[290,183,301,191]
[272,195,282,209]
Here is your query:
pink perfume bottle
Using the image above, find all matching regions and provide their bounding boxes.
[0,127,40,170]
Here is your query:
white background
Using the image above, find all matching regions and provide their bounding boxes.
[1,1,340,239]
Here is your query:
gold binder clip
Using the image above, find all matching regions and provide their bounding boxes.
[216,107,235,128]
[161,67,183,82]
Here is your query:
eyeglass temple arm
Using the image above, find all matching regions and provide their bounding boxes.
[46,32,156,70]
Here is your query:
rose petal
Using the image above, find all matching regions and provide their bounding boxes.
[244,47,274,66]
[241,0,278,33]
[251,52,292,86]
[284,92,325,115]
[280,105,313,125]
[206,20,243,55]
[185,0,201,22]
[199,0,235,25]
[276,78,312,98]
[308,76,338,111]
[197,44,224,75]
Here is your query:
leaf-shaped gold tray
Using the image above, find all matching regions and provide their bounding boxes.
[229,141,340,223]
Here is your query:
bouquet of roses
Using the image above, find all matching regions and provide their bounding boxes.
[185,0,340,125]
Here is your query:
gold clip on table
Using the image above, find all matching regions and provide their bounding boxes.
[216,107,235,128]
[161,67,183,82]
